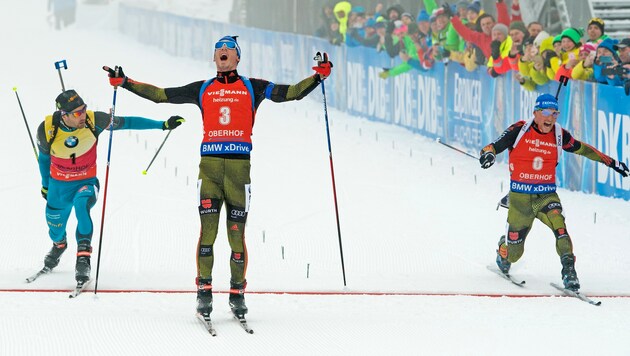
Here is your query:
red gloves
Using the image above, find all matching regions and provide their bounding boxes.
[312,52,333,79]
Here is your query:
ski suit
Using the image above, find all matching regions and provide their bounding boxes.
[37,112,165,250]
[484,119,615,262]
[117,70,322,289]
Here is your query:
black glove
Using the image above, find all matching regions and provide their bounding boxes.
[41,186,48,200]
[163,115,185,130]
[491,40,501,59]
[441,3,454,18]
[103,65,128,87]
[610,159,629,177]
[479,145,496,169]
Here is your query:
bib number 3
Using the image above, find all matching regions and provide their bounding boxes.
[219,106,231,125]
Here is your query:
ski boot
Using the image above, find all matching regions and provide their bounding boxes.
[495,235,511,274]
[561,253,580,291]
[44,237,68,270]
[229,281,248,316]
[196,279,213,315]
[75,244,92,283]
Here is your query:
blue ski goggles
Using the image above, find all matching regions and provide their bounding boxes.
[214,40,238,50]
[538,109,559,118]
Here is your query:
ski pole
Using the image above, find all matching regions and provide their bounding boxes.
[94,84,118,295]
[317,54,347,287]
[436,138,478,159]
[555,75,569,99]
[13,87,39,162]
[142,130,172,175]
[54,59,68,92]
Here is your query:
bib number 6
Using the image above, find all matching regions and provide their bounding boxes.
[219,106,231,125]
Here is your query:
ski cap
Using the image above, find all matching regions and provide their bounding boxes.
[534,93,558,111]
[55,89,85,113]
[215,35,241,59]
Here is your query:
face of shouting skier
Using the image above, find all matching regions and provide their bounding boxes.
[213,37,240,72]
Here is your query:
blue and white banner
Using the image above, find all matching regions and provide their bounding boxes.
[118,4,630,201]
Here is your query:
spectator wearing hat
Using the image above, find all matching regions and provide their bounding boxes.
[554,28,584,80]
[487,23,513,77]
[529,35,555,85]
[466,1,481,24]
[333,1,352,41]
[382,4,407,58]
[586,17,609,44]
[570,42,597,81]
[455,1,469,18]
[593,38,625,86]
[614,38,630,64]
[507,21,529,70]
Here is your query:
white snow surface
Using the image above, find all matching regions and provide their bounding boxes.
[2,1,630,355]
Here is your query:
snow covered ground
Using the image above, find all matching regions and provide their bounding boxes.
[2,1,630,355]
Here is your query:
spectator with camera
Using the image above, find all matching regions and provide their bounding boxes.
[593,38,625,86]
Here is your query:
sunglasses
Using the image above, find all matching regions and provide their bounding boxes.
[214,41,238,50]
[63,106,87,118]
[539,109,559,118]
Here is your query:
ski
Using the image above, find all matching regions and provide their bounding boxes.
[196,313,217,336]
[25,267,52,283]
[487,265,526,287]
[68,279,92,298]
[550,282,602,306]
[232,312,254,334]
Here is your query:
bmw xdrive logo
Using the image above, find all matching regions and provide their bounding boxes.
[65,136,79,148]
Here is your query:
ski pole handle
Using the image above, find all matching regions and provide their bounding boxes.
[55,59,68,92]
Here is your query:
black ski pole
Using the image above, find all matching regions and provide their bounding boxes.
[316,52,347,287]
[555,75,569,99]
[142,130,173,175]
[54,59,68,92]
[436,138,478,159]
[94,84,119,295]
[13,87,39,162]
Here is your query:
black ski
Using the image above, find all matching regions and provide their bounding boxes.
[69,279,92,298]
[196,313,217,336]
[233,312,254,334]
[487,265,526,287]
[550,282,601,306]
[25,267,52,283]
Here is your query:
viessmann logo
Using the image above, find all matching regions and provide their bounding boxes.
[525,138,555,148]
[207,89,248,96]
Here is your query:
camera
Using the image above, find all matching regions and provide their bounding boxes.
[601,65,629,77]
[601,65,630,95]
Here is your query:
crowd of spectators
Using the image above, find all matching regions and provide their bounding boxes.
[314,0,630,94]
